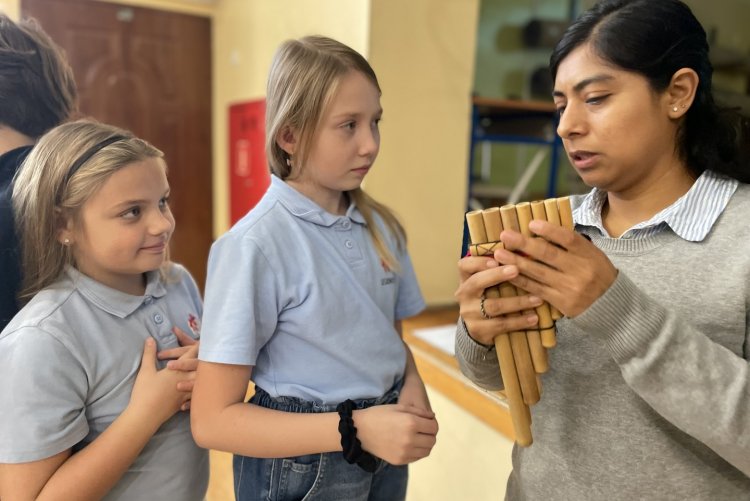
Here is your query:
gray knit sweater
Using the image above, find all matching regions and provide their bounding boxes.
[455,184,750,500]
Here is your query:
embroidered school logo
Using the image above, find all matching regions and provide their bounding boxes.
[380,258,391,273]
[380,258,395,286]
[187,313,201,337]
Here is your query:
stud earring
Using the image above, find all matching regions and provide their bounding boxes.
[672,106,678,112]
[286,158,291,167]
[63,238,70,245]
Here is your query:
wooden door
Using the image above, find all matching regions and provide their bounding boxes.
[22,0,213,290]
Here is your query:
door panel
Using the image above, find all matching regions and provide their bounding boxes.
[22,0,213,290]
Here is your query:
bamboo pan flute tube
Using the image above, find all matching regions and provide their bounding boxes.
[484,208,542,398]
[529,201,557,348]
[463,198,574,447]
[557,196,574,230]
[498,205,541,406]
[542,199,564,322]
[514,202,550,374]
[465,210,533,447]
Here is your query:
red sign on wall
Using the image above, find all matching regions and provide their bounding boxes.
[228,99,271,225]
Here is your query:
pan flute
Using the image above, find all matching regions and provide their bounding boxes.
[465,196,574,446]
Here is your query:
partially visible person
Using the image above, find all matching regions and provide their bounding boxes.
[455,0,750,499]
[0,14,78,330]
[0,120,208,500]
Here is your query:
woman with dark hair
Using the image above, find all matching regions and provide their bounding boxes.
[454,0,750,498]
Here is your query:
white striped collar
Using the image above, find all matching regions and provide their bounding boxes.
[574,170,738,242]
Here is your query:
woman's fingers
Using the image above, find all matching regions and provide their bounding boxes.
[481,293,542,318]
[494,225,618,317]
[499,229,567,271]
[463,310,539,346]
[458,256,499,282]
[494,247,563,290]
[456,261,519,299]
[528,219,580,249]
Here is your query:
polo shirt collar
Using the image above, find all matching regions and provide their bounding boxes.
[65,266,166,318]
[269,175,366,227]
[574,170,737,242]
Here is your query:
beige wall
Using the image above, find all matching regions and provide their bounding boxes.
[1,0,214,18]
[368,0,479,305]
[98,0,214,16]
[212,0,370,238]
[0,0,19,18]
[4,0,478,304]
[213,0,478,305]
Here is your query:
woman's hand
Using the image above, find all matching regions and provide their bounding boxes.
[354,404,438,465]
[495,220,617,317]
[455,256,542,345]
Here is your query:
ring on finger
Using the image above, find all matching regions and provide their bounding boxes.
[480,295,493,319]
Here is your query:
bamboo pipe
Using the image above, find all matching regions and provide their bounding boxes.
[529,201,558,348]
[557,196,574,230]
[514,202,550,374]
[465,210,533,447]
[542,199,564,322]
[499,205,541,405]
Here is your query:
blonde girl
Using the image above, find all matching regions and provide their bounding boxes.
[0,120,208,500]
[192,36,438,500]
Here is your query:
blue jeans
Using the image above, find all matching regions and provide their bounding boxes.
[233,384,407,501]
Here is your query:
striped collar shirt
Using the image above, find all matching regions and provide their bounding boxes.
[573,170,738,242]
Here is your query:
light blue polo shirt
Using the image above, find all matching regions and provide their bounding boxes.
[199,175,425,404]
[0,264,208,501]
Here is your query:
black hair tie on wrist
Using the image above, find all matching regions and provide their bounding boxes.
[336,399,378,473]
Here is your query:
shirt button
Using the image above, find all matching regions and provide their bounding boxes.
[345,239,354,249]
[153,313,164,324]
[341,220,351,230]
[144,296,153,305]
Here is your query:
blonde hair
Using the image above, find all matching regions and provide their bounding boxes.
[265,35,405,271]
[12,119,165,298]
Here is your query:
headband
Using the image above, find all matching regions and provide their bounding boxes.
[62,134,128,184]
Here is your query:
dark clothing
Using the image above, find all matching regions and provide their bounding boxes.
[0,145,32,331]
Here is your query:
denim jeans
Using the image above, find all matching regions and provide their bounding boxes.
[233,384,407,501]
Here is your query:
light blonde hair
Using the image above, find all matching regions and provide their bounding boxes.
[12,119,166,298]
[265,35,405,271]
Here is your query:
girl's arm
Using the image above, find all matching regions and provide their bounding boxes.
[395,320,432,412]
[191,360,439,465]
[0,338,192,501]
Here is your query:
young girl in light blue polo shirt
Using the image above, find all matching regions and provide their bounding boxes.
[192,36,438,500]
[0,120,208,500]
